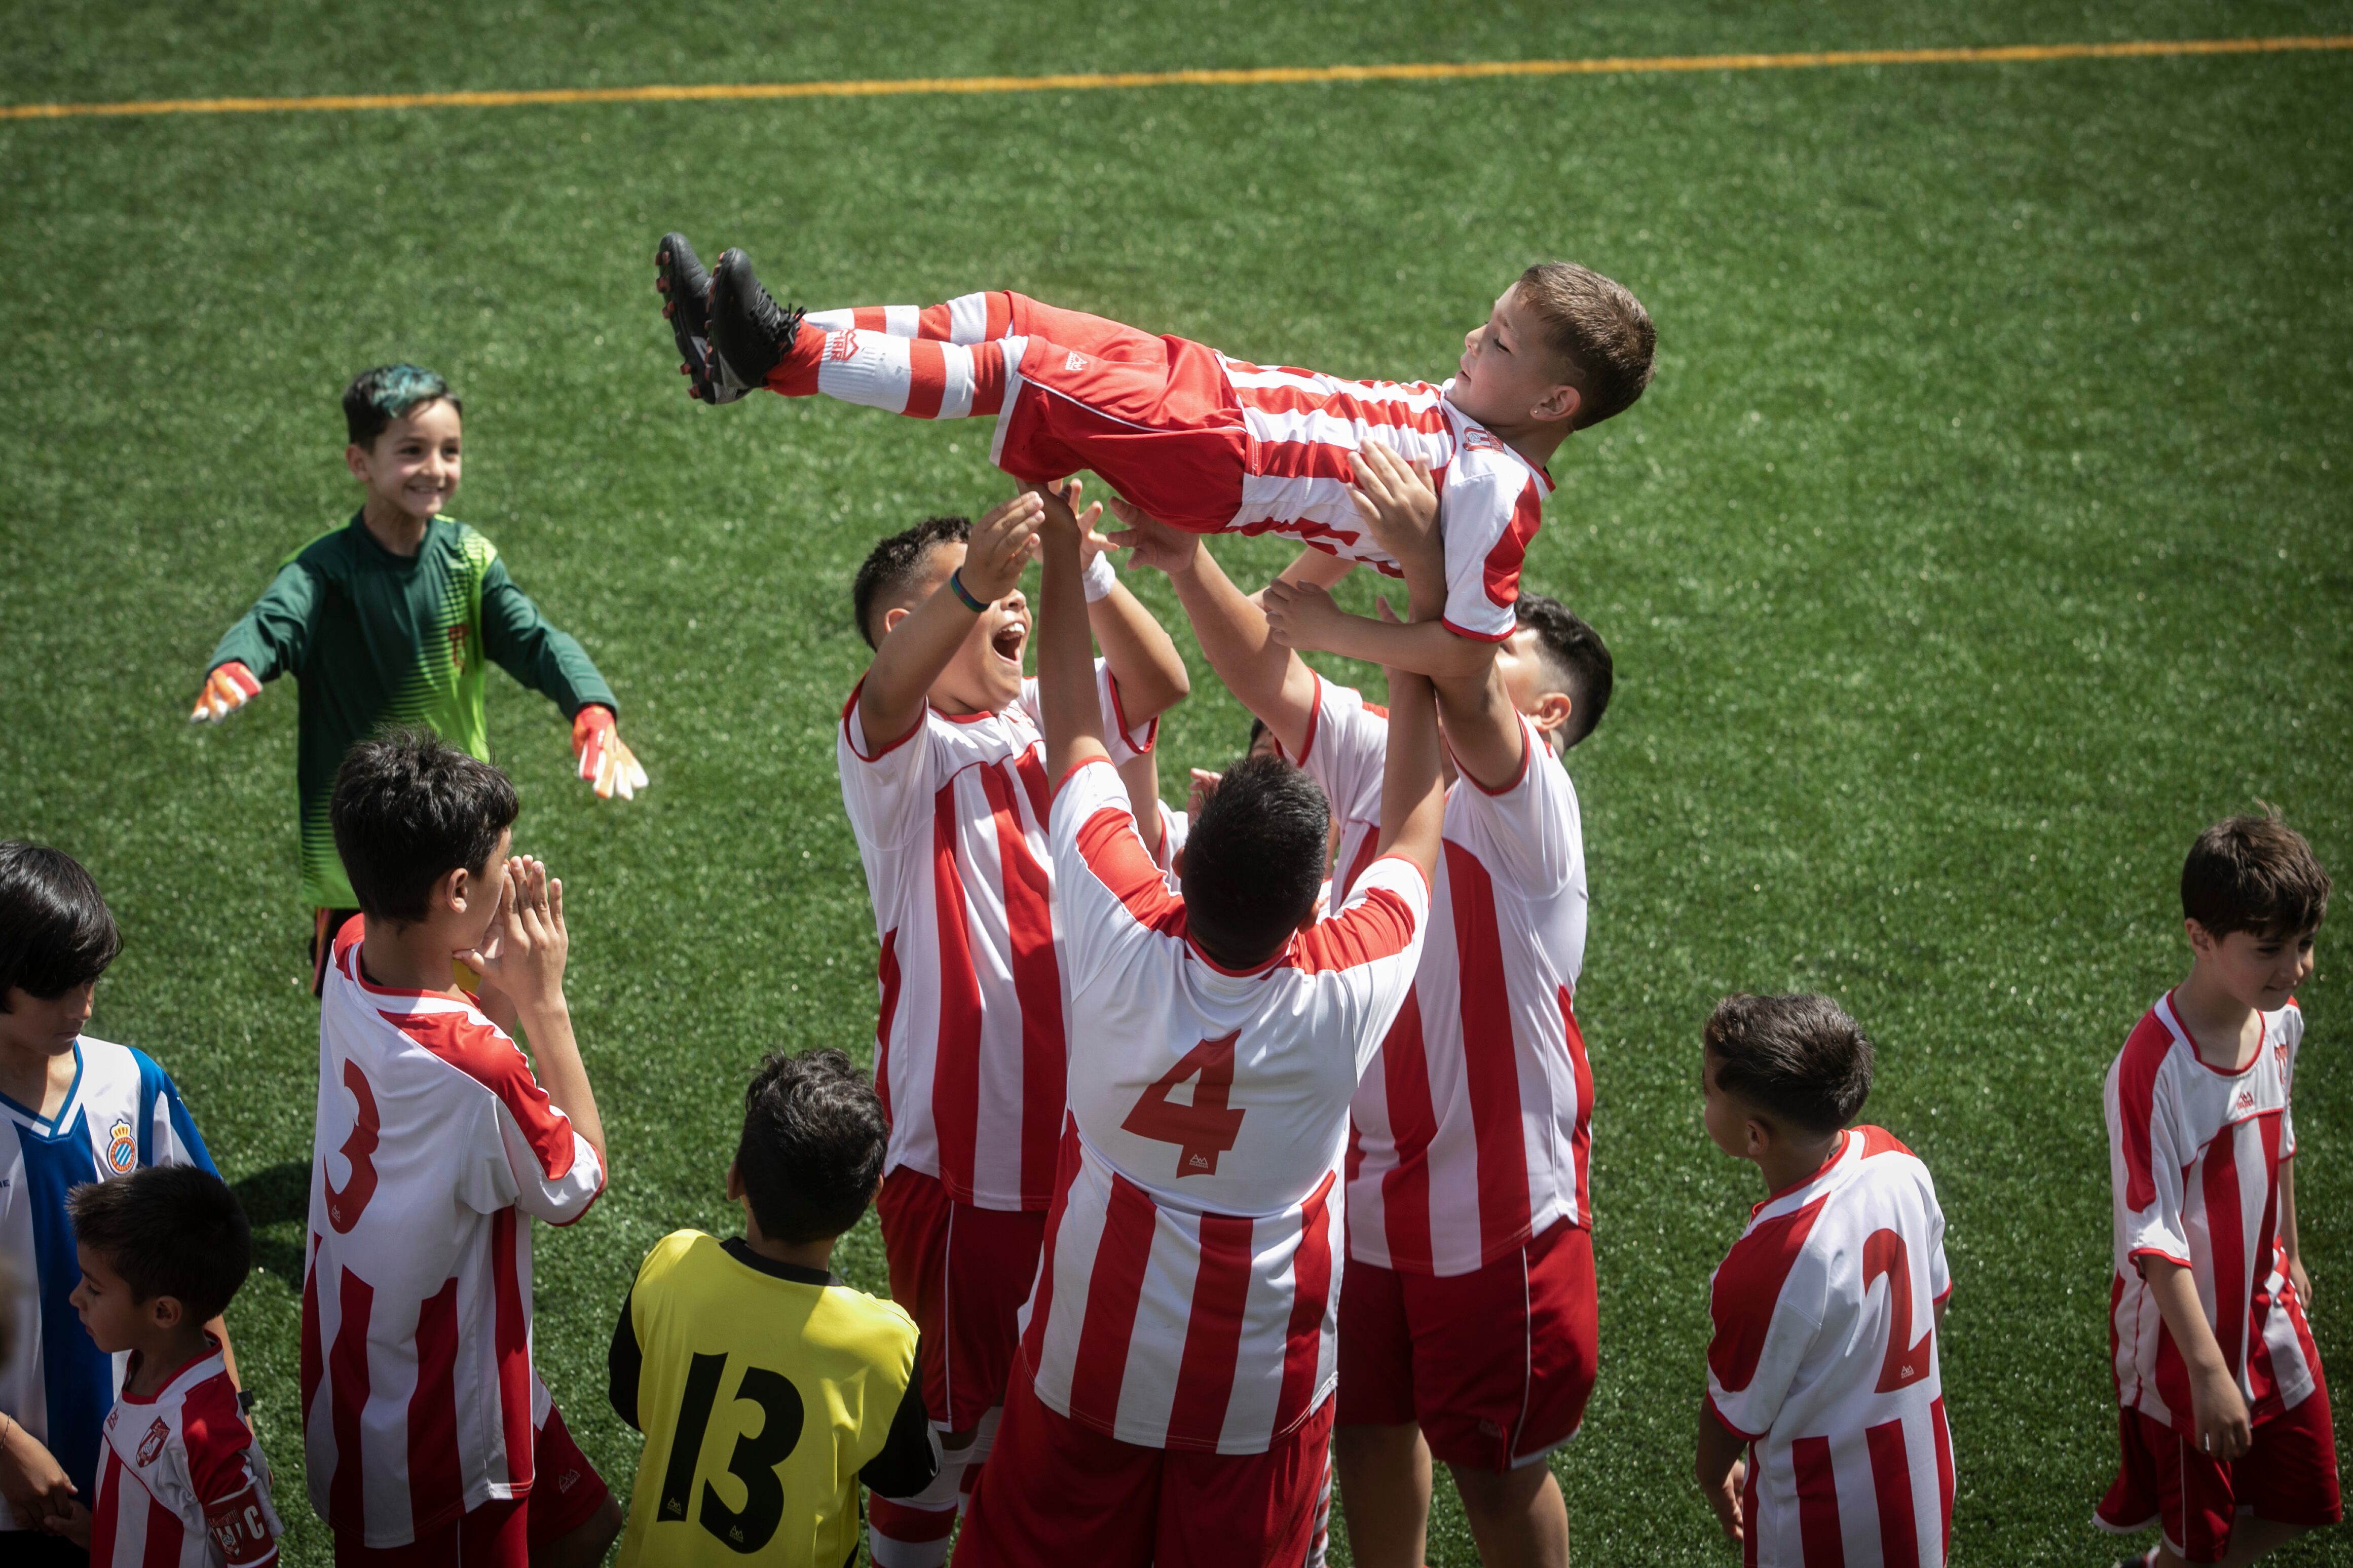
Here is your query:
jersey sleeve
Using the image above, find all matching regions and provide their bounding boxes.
[1018,660,1156,765]
[206,560,321,683]
[838,678,941,851]
[1437,455,1544,643]
[2281,1003,2303,1158]
[181,1376,281,1566]
[859,1370,942,1501]
[415,1011,606,1226]
[1704,1237,1831,1441]
[478,555,619,718]
[1296,854,1432,1079]
[2110,1046,2192,1270]
[607,1281,644,1430]
[1282,675,1387,832]
[132,1050,219,1176]
[1450,715,1581,895]
[1049,757,1178,995]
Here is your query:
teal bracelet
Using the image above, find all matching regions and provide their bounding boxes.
[947,569,988,613]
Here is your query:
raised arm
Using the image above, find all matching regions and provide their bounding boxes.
[858,492,1043,748]
[1035,484,1111,784]
[1346,444,1530,789]
[1107,498,1320,757]
[1375,660,1444,883]
[1076,481,1189,723]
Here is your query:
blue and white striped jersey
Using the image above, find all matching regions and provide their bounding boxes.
[0,1035,216,1527]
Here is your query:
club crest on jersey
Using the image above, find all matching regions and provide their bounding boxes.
[137,1416,169,1467]
[446,623,470,674]
[1461,427,1506,454]
[106,1117,137,1173]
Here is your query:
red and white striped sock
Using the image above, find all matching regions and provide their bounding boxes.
[867,1494,956,1568]
[766,292,1024,416]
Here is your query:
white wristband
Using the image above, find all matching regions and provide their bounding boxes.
[1082,551,1118,603]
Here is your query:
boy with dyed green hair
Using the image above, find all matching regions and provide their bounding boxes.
[193,364,648,994]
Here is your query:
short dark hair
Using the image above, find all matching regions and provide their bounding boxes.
[1703,992,1874,1135]
[852,515,972,649]
[68,1165,252,1324]
[331,731,518,925]
[1516,595,1613,748]
[344,364,461,449]
[0,843,121,1010]
[1514,262,1656,430]
[2183,813,2331,940]
[1181,755,1330,967]
[736,1048,888,1246]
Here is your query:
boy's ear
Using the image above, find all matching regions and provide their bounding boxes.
[345,442,373,482]
[724,1161,744,1202]
[1532,381,1582,428]
[881,604,912,640]
[147,1293,186,1331]
[2184,917,2219,958]
[1527,690,1574,742]
[1742,1114,1775,1163]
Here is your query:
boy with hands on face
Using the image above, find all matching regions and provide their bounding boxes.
[836,483,1187,1566]
[2096,815,2338,1568]
[305,732,621,1568]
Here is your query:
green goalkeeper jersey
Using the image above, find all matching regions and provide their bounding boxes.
[207,513,617,909]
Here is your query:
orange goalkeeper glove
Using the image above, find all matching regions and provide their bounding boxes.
[572,705,648,800]
[190,661,262,721]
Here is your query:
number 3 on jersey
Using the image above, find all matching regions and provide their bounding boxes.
[1123,1033,1246,1177]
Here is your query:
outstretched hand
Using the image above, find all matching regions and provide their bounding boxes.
[572,707,649,800]
[961,491,1046,602]
[462,856,569,1019]
[1348,442,1440,570]
[1104,495,1201,576]
[1260,578,1352,652]
[190,661,262,722]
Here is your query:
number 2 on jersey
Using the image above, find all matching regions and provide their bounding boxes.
[1123,1032,1246,1177]
[1863,1228,1935,1392]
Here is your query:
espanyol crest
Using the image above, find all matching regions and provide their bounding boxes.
[106,1117,137,1173]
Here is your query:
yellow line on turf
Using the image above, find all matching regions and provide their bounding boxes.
[3,34,2348,121]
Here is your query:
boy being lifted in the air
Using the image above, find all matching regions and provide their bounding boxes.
[650,236,1653,682]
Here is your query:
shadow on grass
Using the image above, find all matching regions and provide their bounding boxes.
[233,1159,310,1282]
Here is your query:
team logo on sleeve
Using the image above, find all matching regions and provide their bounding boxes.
[137,1416,170,1466]
[106,1118,137,1173]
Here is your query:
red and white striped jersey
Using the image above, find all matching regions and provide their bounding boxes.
[1219,362,1552,642]
[840,659,1154,1213]
[302,920,606,1547]
[1020,759,1428,1453]
[1284,677,1593,1275]
[2104,991,2319,1432]
[1705,1127,1955,1568]
[92,1338,280,1568]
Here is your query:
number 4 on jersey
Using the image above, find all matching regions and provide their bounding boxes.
[1123,1033,1247,1178]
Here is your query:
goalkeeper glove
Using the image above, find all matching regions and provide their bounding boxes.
[190,661,262,721]
[572,706,648,800]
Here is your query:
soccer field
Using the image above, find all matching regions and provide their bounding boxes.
[4,3,2350,1561]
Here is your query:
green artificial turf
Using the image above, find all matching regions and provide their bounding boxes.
[4,5,2351,1562]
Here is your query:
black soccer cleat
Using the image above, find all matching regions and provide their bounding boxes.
[654,233,742,405]
[706,248,805,397]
